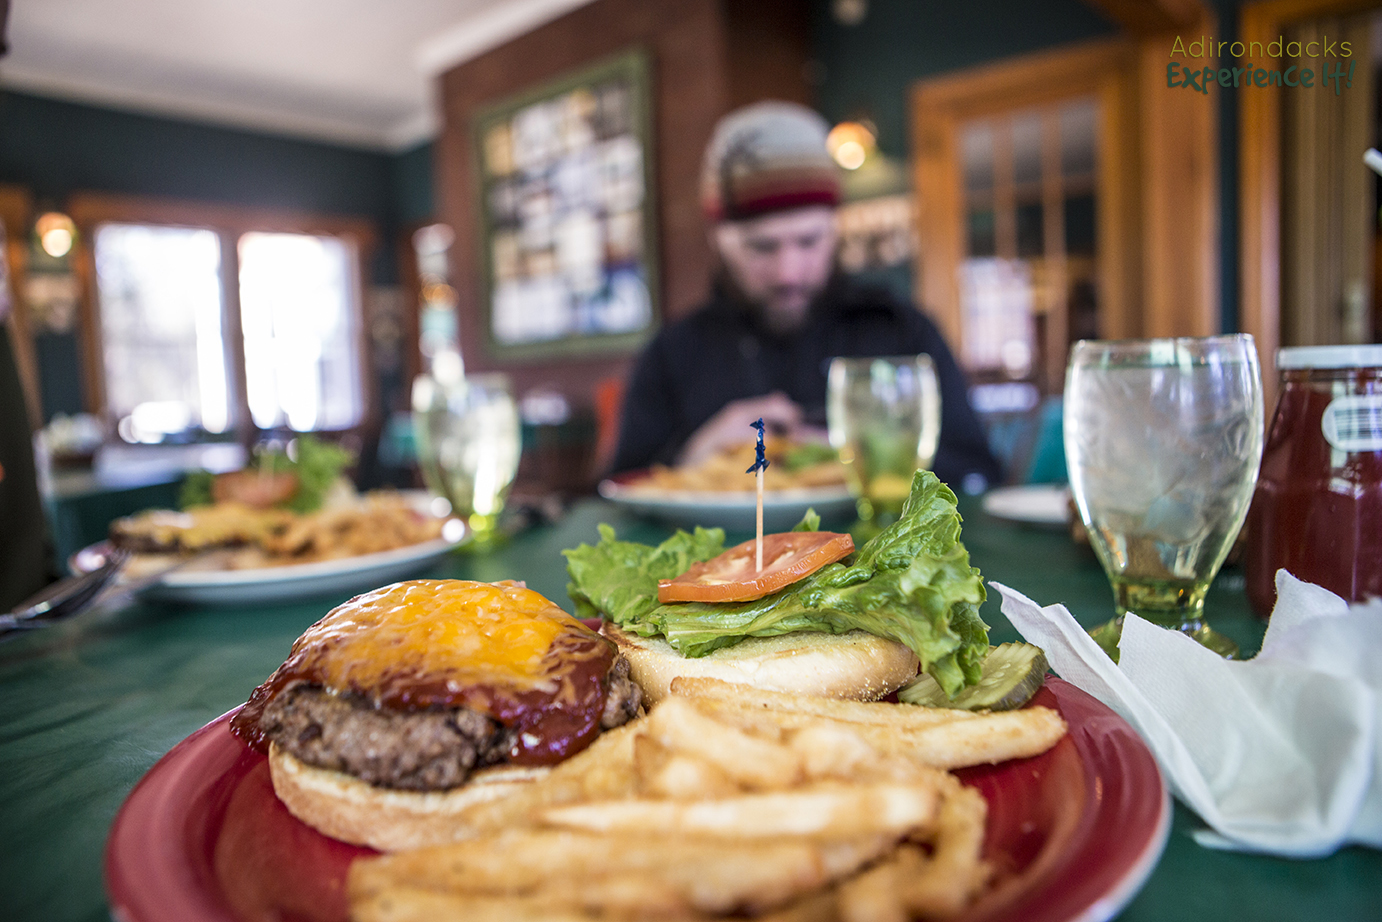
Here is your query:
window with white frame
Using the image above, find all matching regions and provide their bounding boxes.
[92,221,365,443]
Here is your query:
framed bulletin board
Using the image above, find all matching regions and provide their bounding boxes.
[472,48,659,360]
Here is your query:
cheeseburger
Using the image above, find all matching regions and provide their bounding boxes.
[230,579,641,851]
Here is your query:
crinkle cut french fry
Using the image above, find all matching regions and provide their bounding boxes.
[679,687,1064,773]
[540,782,939,839]
[901,777,991,915]
[453,719,641,835]
[647,696,804,788]
[670,676,979,726]
[348,829,897,918]
[787,722,945,785]
[634,734,740,799]
[836,781,990,921]
[350,881,689,922]
[350,888,598,922]
[880,706,1068,770]
[837,849,912,922]
[752,889,842,922]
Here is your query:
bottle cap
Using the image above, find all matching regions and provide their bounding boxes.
[1276,345,1382,370]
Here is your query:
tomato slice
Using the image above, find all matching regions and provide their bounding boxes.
[657,531,855,604]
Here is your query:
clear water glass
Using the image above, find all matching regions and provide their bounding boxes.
[827,354,941,529]
[412,371,521,548]
[1063,334,1264,657]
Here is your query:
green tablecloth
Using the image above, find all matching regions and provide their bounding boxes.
[0,496,1378,921]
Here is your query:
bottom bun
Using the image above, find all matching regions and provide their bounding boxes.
[602,624,920,705]
[268,744,549,851]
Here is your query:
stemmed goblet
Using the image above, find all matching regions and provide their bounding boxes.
[413,371,522,549]
[1063,335,1264,658]
[826,354,941,535]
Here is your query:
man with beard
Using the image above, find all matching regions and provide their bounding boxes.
[611,101,1001,493]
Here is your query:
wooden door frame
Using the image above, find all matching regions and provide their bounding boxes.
[0,184,39,429]
[1240,0,1380,392]
[910,39,1143,384]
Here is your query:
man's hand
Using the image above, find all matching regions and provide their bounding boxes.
[677,392,813,467]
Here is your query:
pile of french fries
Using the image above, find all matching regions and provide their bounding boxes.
[246,494,447,566]
[633,439,848,494]
[116,493,447,574]
[347,677,1068,922]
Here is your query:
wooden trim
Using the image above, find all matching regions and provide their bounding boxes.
[1041,109,1069,395]
[1240,0,1378,407]
[64,192,380,438]
[911,100,964,351]
[1097,64,1144,339]
[0,184,40,429]
[1136,19,1220,339]
[65,193,378,246]
[217,229,251,446]
[347,234,378,438]
[910,38,1140,363]
[395,223,425,401]
[1080,0,1207,34]
[912,40,1134,117]
[71,229,103,422]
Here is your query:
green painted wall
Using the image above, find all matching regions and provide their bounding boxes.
[0,90,393,221]
[389,140,436,227]
[807,0,1118,160]
[0,89,438,284]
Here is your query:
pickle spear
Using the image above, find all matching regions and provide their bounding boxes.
[898,643,1049,711]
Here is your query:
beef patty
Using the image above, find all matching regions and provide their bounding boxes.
[259,655,642,790]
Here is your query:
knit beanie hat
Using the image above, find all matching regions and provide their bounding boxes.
[700,101,842,222]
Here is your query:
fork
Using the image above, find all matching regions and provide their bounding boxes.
[0,547,132,634]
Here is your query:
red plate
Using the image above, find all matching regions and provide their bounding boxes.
[105,678,1169,922]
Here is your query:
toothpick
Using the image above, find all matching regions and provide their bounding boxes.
[746,419,770,572]
[756,467,765,570]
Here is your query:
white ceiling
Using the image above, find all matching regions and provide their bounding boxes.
[0,0,596,152]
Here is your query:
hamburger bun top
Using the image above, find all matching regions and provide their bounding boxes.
[602,622,920,705]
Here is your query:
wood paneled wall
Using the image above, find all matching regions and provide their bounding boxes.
[433,0,809,410]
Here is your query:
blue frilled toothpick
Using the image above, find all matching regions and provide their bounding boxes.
[747,418,770,571]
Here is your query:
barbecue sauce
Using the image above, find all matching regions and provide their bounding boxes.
[1244,350,1382,618]
[230,579,616,765]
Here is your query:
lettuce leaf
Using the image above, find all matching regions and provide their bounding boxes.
[565,524,727,624]
[564,470,989,697]
[179,469,217,509]
[284,435,354,513]
[177,434,354,512]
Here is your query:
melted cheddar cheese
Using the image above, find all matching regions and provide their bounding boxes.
[294,579,592,696]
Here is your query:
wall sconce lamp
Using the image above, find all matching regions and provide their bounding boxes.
[34,211,77,259]
[826,121,876,171]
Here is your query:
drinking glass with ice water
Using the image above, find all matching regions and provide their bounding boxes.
[827,355,941,530]
[1063,335,1263,657]
[412,372,521,548]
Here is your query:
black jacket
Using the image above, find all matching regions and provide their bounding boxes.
[612,275,1002,491]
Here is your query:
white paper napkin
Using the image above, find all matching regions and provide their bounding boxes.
[995,571,1382,857]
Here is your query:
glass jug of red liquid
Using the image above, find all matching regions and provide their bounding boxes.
[1245,345,1382,618]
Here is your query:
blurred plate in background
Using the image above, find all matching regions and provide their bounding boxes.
[599,473,857,533]
[982,484,1072,530]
